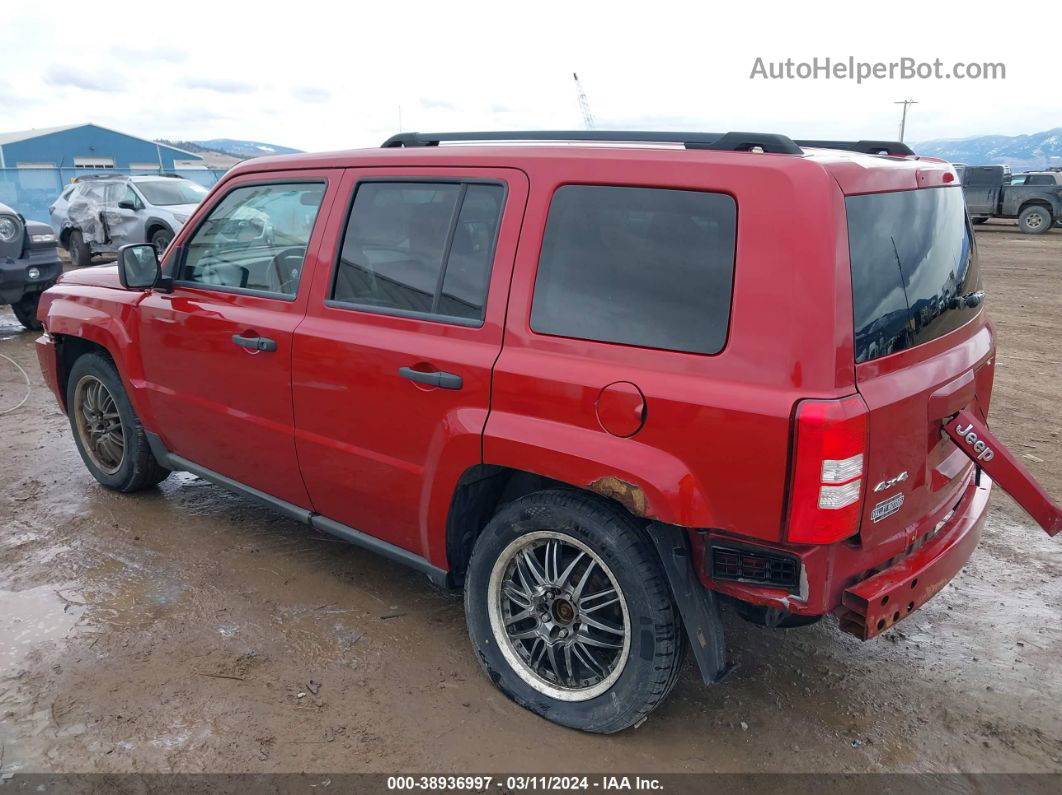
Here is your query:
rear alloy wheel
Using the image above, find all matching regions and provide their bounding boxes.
[465,490,686,733]
[488,531,631,700]
[66,353,170,492]
[1018,205,1053,235]
[11,292,42,330]
[150,228,174,254]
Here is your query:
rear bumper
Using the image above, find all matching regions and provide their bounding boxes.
[696,472,991,637]
[838,474,990,639]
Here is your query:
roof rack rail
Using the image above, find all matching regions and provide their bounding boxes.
[794,139,915,156]
[381,130,804,155]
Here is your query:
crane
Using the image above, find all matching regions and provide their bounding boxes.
[573,72,595,130]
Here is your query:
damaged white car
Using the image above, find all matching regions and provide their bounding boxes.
[50,174,208,267]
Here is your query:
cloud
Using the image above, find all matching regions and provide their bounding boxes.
[292,86,330,103]
[44,65,127,92]
[183,77,257,94]
[110,44,187,63]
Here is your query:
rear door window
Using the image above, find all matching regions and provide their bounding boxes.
[530,185,737,355]
[331,181,504,323]
[847,186,981,363]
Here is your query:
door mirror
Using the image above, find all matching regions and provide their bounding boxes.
[118,199,137,211]
[118,244,161,289]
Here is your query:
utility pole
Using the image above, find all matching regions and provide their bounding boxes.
[894,99,918,142]
[573,72,595,130]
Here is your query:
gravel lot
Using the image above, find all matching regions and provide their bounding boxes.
[0,221,1059,774]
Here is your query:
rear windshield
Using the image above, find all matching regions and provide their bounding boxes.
[846,186,980,363]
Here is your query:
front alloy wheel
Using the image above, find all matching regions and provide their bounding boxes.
[489,532,631,701]
[73,374,125,474]
[65,353,170,492]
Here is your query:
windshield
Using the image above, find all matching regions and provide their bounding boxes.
[136,180,209,206]
[847,186,981,363]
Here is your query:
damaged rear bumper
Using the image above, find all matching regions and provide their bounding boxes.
[838,473,991,639]
[695,470,991,637]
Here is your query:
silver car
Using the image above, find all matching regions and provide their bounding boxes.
[49,174,208,267]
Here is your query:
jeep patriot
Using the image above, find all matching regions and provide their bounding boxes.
[34,130,1060,733]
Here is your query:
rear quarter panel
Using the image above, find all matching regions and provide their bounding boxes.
[486,153,856,540]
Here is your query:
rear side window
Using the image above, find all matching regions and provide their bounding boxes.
[530,185,737,355]
[1027,174,1055,186]
[847,186,981,363]
[332,182,504,323]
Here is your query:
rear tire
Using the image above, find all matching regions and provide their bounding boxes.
[11,293,42,330]
[970,217,988,225]
[150,227,173,254]
[66,353,170,492]
[67,230,92,267]
[1017,205,1053,235]
[464,490,685,733]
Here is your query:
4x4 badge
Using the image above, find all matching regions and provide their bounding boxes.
[873,471,908,492]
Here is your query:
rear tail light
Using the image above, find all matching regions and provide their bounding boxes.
[787,395,869,543]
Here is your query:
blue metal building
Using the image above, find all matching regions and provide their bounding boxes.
[0,123,223,223]
[0,123,204,171]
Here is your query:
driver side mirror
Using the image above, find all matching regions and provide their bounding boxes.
[118,244,169,291]
[118,199,138,211]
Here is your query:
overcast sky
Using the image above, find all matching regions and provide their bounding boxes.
[2,0,1056,152]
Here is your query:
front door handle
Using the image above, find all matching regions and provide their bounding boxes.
[232,333,277,352]
[398,366,462,390]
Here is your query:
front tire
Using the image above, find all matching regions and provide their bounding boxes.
[1018,205,1053,235]
[464,490,685,733]
[66,230,92,267]
[11,292,42,330]
[66,353,170,492]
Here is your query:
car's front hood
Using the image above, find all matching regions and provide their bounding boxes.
[162,204,201,224]
[57,264,122,289]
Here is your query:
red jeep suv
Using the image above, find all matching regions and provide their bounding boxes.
[35,131,1060,733]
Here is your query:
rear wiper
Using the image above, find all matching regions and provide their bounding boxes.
[950,290,985,309]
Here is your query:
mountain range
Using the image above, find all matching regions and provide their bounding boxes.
[914,128,1062,170]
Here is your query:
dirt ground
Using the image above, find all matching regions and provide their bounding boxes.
[0,221,1060,775]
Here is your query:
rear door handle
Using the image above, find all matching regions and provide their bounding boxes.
[232,333,277,352]
[398,366,462,390]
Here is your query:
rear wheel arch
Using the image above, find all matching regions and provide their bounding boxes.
[443,463,698,586]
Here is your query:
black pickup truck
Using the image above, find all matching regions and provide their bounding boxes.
[962,165,1062,234]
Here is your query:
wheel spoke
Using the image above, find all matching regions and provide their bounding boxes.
[555,551,586,591]
[572,559,597,601]
[572,641,605,677]
[545,539,560,583]
[502,580,532,609]
[562,643,575,686]
[529,638,547,669]
[545,643,562,684]
[580,587,619,613]
[504,608,534,626]
[579,614,625,635]
[510,626,540,642]
[576,628,623,649]
[519,548,547,587]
